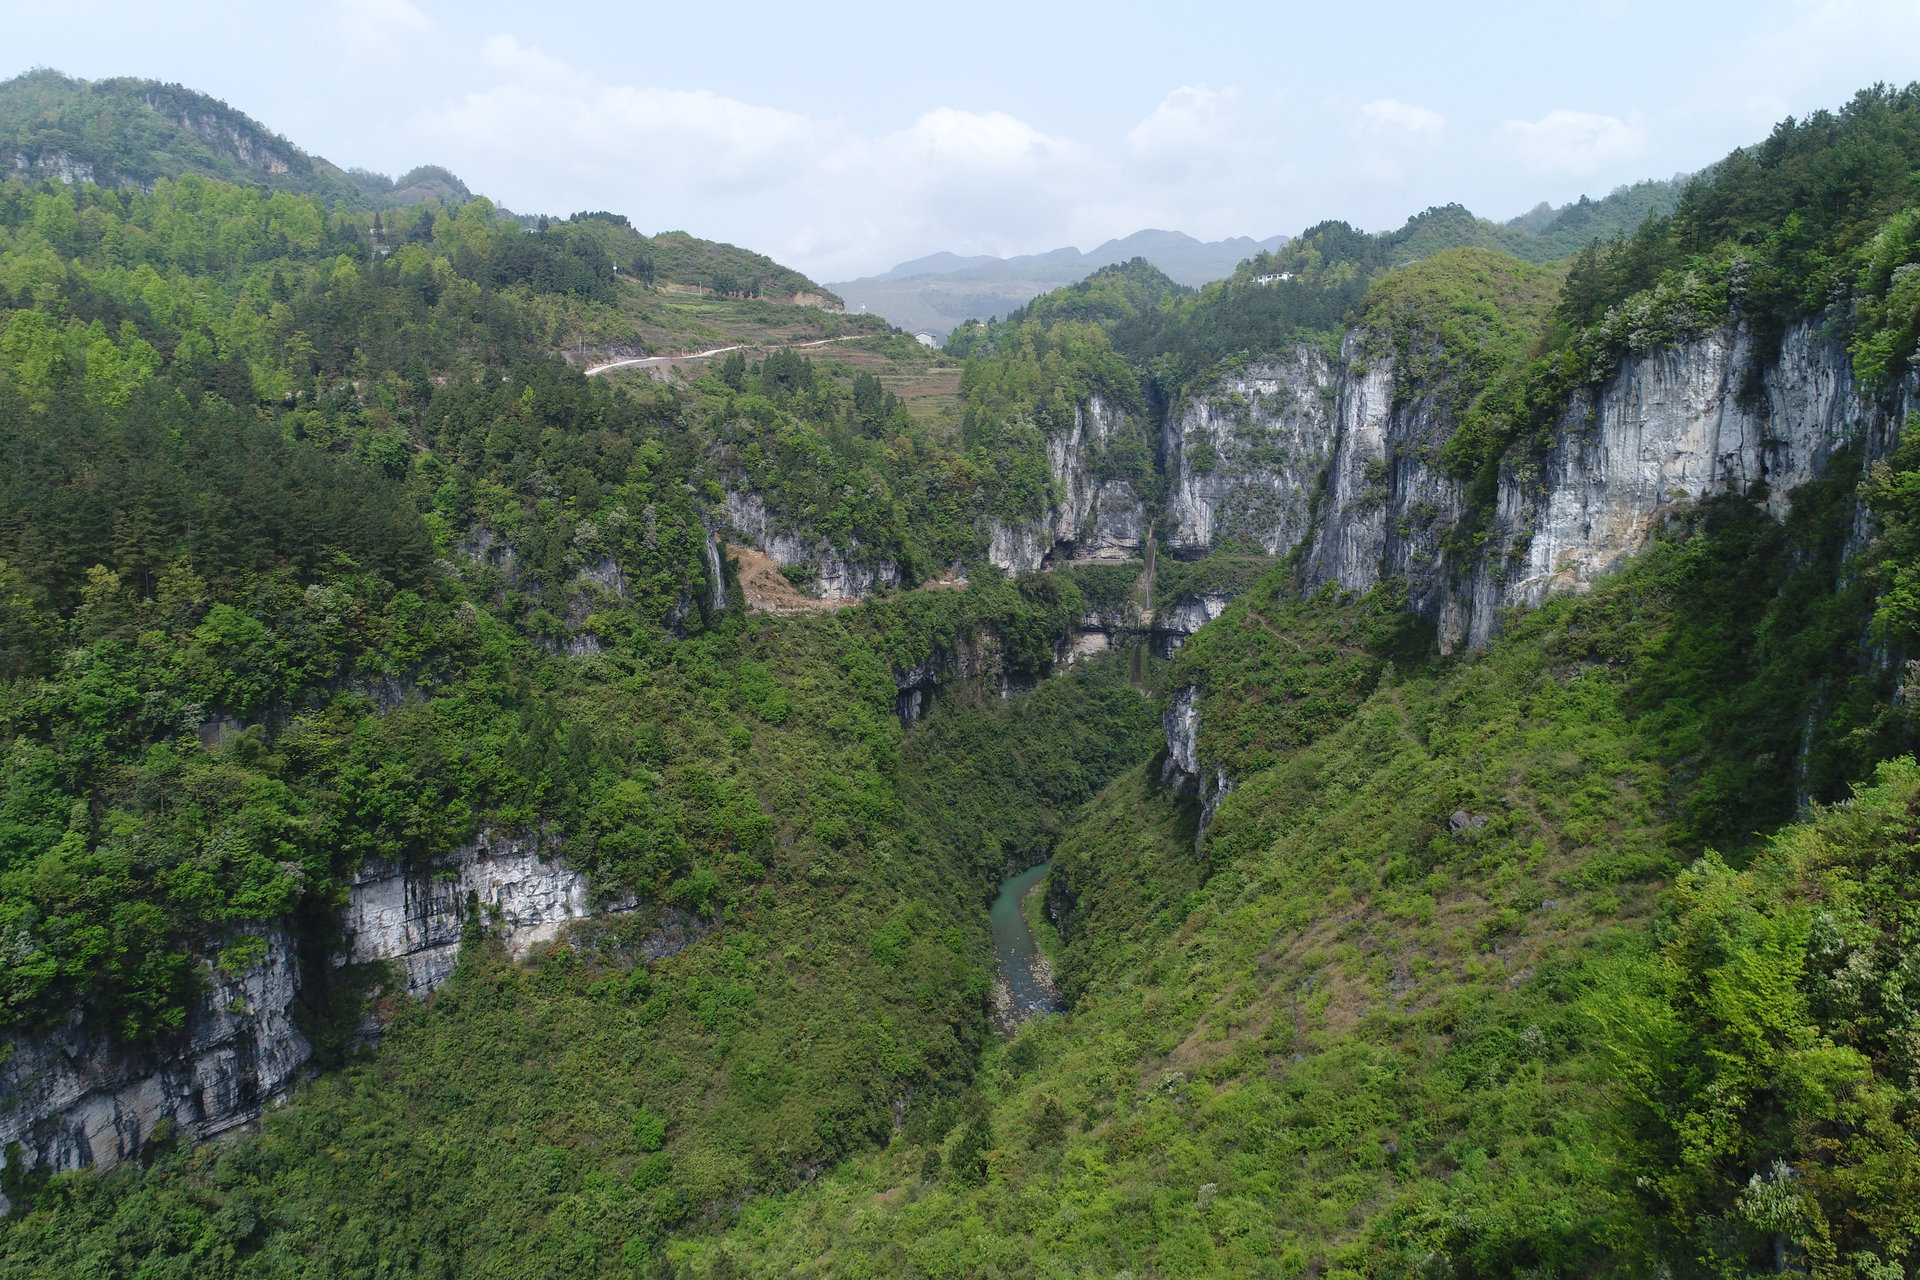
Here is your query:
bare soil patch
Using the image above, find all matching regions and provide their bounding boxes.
[729,544,859,615]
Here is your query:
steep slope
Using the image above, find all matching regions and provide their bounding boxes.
[684,472,1919,1274]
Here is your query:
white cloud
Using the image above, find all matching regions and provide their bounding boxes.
[411,43,826,199]
[334,0,430,44]
[478,34,573,88]
[1498,109,1646,175]
[404,39,1110,277]
[1341,97,1446,182]
[1125,85,1241,181]
[1353,98,1445,140]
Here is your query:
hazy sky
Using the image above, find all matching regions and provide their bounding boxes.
[12,1,1920,280]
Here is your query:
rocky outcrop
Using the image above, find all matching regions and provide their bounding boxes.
[1162,349,1337,557]
[1151,592,1235,657]
[2,836,636,1204]
[725,489,902,600]
[894,636,1004,721]
[1159,685,1235,847]
[1442,322,1877,649]
[12,149,97,185]
[0,924,309,1215]
[338,834,629,998]
[986,395,1151,573]
[1153,317,1913,835]
[137,93,299,175]
[1161,318,1910,652]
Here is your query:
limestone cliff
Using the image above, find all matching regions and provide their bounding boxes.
[724,489,902,600]
[0,924,309,1214]
[337,834,628,998]
[1161,348,1337,558]
[1298,320,1903,649]
[984,394,1150,572]
[1152,317,1913,827]
[1159,685,1234,845]
[0,837,630,1207]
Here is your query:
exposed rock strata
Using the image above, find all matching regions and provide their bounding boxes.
[1151,593,1235,656]
[1159,685,1234,846]
[338,834,629,998]
[1161,349,1337,558]
[2,837,635,1204]
[730,320,1905,663]
[0,925,309,1215]
[1151,319,1911,831]
[725,489,901,600]
[1006,395,1151,568]
[894,637,1003,721]
[1301,321,1898,650]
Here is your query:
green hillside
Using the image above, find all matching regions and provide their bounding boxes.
[0,71,842,309]
[0,69,465,209]
[1,78,1920,1280]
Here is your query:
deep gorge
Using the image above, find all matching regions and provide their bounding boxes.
[5,71,1920,1279]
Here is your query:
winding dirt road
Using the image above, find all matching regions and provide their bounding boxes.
[583,334,868,377]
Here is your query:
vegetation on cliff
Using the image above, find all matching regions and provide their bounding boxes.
[3,77,1920,1280]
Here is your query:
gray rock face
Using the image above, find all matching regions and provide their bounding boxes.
[1160,685,1203,791]
[0,924,310,1215]
[1164,319,1910,651]
[1442,321,1879,649]
[894,636,1003,721]
[987,395,1151,572]
[724,395,1150,588]
[1162,350,1337,557]
[1151,593,1236,656]
[12,149,97,185]
[1152,318,1913,833]
[1302,339,1445,607]
[1159,685,1234,846]
[461,526,634,655]
[725,489,902,599]
[2,836,623,1203]
[338,834,628,998]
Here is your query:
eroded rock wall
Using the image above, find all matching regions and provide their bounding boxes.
[0,925,309,1214]
[1,836,620,1204]
[724,489,902,599]
[338,834,626,998]
[983,393,1151,572]
[1153,318,1912,828]
[1162,349,1337,558]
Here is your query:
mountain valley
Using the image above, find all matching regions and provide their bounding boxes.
[1,67,1919,1280]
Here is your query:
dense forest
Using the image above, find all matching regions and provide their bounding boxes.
[2,72,1920,1279]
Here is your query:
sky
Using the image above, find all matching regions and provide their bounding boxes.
[11,0,1920,281]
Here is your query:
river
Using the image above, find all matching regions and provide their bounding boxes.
[988,860,1062,1033]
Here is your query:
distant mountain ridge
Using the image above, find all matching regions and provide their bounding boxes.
[830,229,1289,339]
[833,179,1685,341]
[868,229,1291,287]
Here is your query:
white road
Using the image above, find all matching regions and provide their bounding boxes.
[583,334,867,377]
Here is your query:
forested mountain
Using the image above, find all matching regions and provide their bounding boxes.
[832,179,1683,341]
[829,230,1289,339]
[0,69,467,209]
[1,74,1920,1280]
[0,71,840,307]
